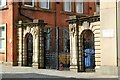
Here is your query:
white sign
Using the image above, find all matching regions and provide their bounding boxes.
[102,29,114,37]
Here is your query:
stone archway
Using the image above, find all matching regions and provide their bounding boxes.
[68,20,100,72]
[80,29,95,72]
[16,19,47,68]
[78,22,101,72]
[25,33,33,66]
[17,26,45,68]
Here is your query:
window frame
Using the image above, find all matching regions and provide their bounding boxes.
[40,0,50,9]
[76,1,84,13]
[63,29,70,53]
[0,24,6,53]
[63,0,72,12]
[24,0,35,7]
[0,0,6,7]
[95,0,100,14]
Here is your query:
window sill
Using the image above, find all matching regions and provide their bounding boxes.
[21,6,55,13]
[0,5,8,10]
[24,5,34,7]
[60,11,74,15]
[38,8,55,13]
[0,50,5,54]
[60,11,87,17]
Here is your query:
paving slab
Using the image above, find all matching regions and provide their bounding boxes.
[0,63,119,79]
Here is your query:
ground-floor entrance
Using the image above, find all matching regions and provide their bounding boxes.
[80,30,95,72]
[17,23,70,70]
[26,33,33,67]
[17,18,100,72]
[68,16,101,73]
[44,27,70,70]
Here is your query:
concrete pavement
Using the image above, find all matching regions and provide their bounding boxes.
[0,63,119,79]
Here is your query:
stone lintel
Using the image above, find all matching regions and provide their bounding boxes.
[67,15,100,25]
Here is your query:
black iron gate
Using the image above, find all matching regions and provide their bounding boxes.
[26,33,33,67]
[44,27,70,70]
[80,30,95,72]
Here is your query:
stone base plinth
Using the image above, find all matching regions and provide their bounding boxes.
[70,65,78,72]
[3,62,13,66]
[18,61,22,66]
[96,66,118,76]
[32,62,38,68]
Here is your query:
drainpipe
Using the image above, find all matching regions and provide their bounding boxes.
[18,1,33,65]
[55,1,60,70]
[116,0,118,67]
[76,20,79,72]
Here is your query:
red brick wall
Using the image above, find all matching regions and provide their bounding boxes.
[0,0,14,62]
[0,1,96,64]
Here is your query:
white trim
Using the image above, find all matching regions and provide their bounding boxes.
[40,0,50,9]
[0,24,6,53]
[24,0,35,7]
[0,0,6,7]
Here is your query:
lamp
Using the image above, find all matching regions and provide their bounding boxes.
[56,0,60,4]
[17,20,23,27]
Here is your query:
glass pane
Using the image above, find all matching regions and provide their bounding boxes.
[0,0,1,6]
[64,0,71,12]
[96,0,100,13]
[76,2,83,13]
[40,0,49,9]
[63,29,70,52]
[0,0,6,6]
[0,39,5,49]
[0,27,5,38]
[0,40,1,49]
[24,0,33,6]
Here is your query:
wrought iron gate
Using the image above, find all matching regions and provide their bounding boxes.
[26,33,33,67]
[80,30,95,72]
[44,27,70,70]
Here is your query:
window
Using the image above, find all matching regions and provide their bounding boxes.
[0,24,6,52]
[44,30,52,50]
[96,0,100,14]
[40,0,50,9]
[76,1,84,13]
[24,0,34,7]
[63,29,70,52]
[64,0,72,12]
[0,0,6,7]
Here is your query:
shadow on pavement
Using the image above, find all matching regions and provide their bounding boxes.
[1,73,118,80]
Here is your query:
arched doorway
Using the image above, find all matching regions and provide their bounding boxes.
[80,30,95,72]
[26,33,33,67]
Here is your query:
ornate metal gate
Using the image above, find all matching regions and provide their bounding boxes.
[26,33,33,67]
[44,27,70,70]
[80,30,95,72]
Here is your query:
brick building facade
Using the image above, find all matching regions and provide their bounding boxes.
[0,0,99,71]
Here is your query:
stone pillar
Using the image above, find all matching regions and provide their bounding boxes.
[18,27,22,66]
[69,23,79,72]
[38,28,44,68]
[22,33,27,66]
[32,27,39,68]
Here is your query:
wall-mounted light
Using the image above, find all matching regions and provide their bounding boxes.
[56,0,60,4]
